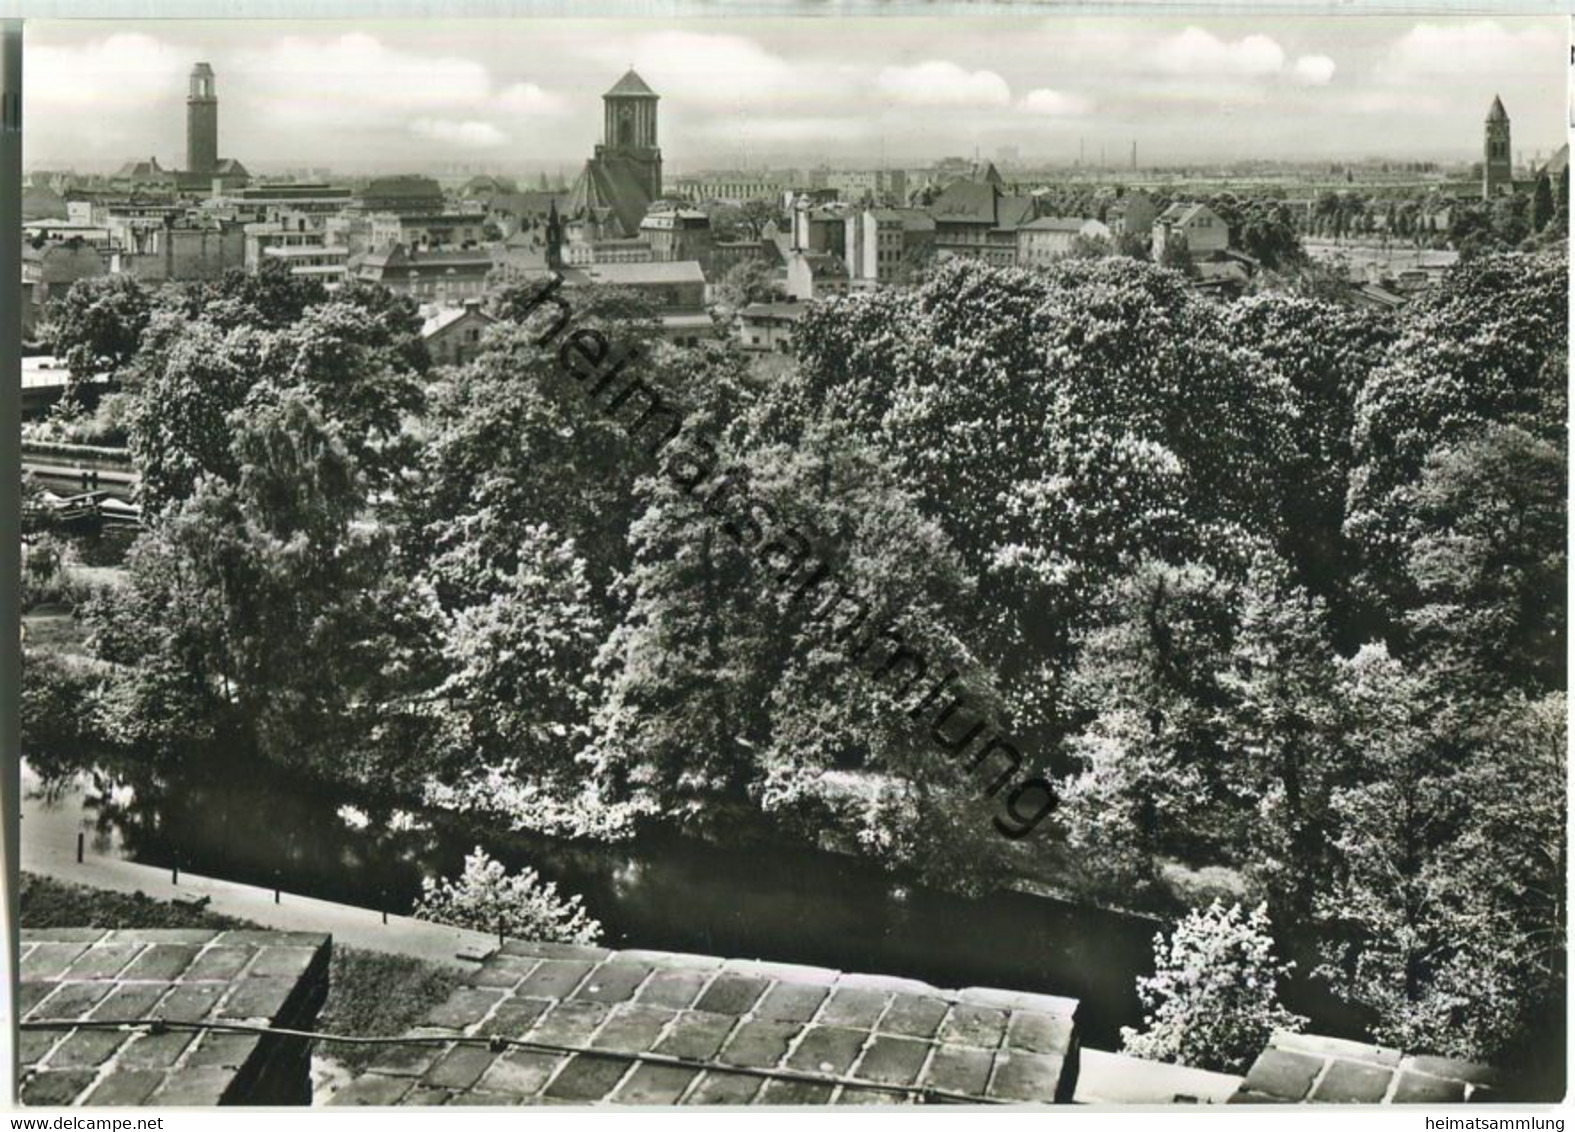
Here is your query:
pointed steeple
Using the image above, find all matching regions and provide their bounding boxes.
[545,197,563,271]
[605,69,657,99]
[1487,94,1508,122]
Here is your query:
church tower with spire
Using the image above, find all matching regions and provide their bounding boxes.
[1484,94,1512,199]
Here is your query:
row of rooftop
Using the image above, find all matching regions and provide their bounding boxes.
[25,63,1519,356]
[20,927,1500,1108]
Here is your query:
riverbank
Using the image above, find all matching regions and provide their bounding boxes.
[20,820,498,968]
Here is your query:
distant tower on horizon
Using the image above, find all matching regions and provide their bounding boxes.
[187,62,218,176]
[1483,94,1512,199]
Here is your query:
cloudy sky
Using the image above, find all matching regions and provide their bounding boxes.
[23,15,1568,172]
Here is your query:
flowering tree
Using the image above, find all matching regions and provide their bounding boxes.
[1122,900,1306,1074]
[412,847,602,945]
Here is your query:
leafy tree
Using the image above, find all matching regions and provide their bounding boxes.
[96,391,413,771]
[1121,900,1307,1074]
[1061,561,1243,874]
[1317,649,1565,1068]
[126,317,267,514]
[194,259,329,330]
[1221,559,1346,922]
[715,257,785,310]
[413,847,601,944]
[1531,172,1555,232]
[1429,693,1566,1075]
[1236,199,1304,270]
[1404,425,1566,696]
[1158,232,1198,277]
[1313,644,1458,1054]
[432,523,605,777]
[126,288,427,515]
[736,199,781,240]
[1347,250,1566,631]
[49,274,152,380]
[1222,295,1396,634]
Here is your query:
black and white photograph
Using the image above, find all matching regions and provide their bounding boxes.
[7,3,1570,1114]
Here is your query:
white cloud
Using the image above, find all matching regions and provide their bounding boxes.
[1153,28,1286,78]
[410,117,508,148]
[1292,55,1336,85]
[234,33,495,130]
[1018,87,1093,116]
[28,32,187,110]
[876,60,1011,108]
[579,31,855,108]
[1381,20,1561,84]
[498,82,566,115]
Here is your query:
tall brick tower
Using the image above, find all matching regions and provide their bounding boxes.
[1483,94,1511,199]
[187,62,218,176]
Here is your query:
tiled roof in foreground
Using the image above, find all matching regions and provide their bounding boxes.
[328,941,1082,1106]
[1229,1031,1498,1104]
[20,928,331,1106]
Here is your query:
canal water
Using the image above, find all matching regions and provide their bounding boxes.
[19,756,1362,1050]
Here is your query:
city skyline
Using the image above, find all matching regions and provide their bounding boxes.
[23,16,1568,173]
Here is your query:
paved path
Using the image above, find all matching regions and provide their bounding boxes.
[21,826,497,970]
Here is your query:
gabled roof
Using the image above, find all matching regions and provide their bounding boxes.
[996,195,1036,230]
[115,157,168,179]
[868,208,935,232]
[421,305,496,339]
[606,69,658,99]
[1157,202,1217,228]
[567,156,655,239]
[930,181,1000,224]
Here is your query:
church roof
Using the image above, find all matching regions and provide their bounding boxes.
[567,154,656,238]
[116,157,169,179]
[1487,95,1508,122]
[931,181,1001,224]
[1543,143,1569,178]
[606,69,657,99]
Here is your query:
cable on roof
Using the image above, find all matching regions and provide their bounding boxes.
[20,1017,1012,1105]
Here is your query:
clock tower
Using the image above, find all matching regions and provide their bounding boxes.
[601,69,662,202]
